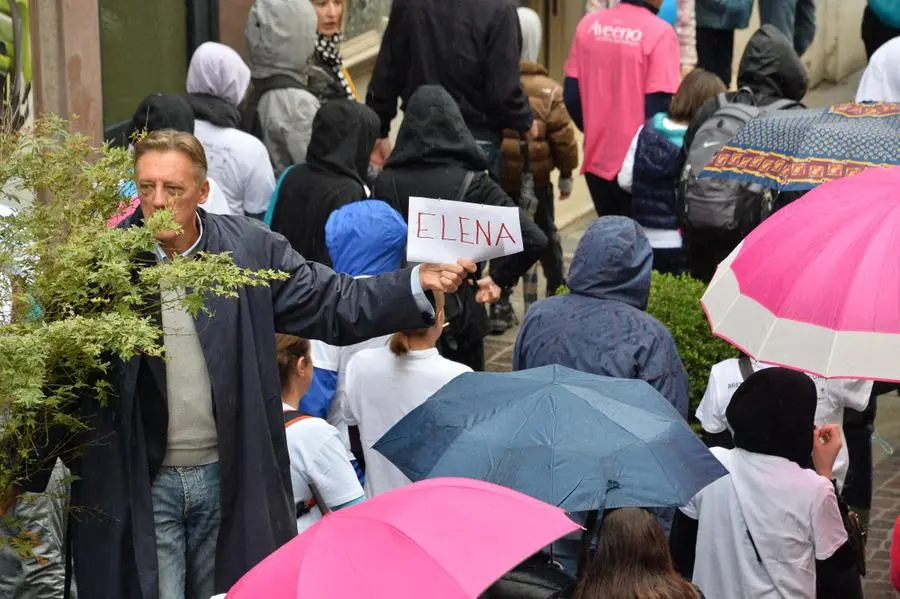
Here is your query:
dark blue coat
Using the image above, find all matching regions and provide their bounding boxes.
[25,209,429,599]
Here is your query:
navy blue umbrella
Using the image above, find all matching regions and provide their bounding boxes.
[374,365,727,512]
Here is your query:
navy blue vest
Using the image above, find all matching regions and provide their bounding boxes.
[632,122,681,231]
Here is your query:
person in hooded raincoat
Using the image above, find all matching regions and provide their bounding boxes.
[513,216,688,569]
[680,24,808,283]
[244,0,321,174]
[373,85,548,372]
[300,200,409,479]
[185,42,275,219]
[3,130,475,599]
[513,215,689,415]
[269,100,379,267]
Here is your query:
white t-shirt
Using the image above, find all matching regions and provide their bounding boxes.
[683,447,847,599]
[194,119,275,216]
[281,404,365,533]
[696,359,871,491]
[312,334,392,448]
[343,346,472,498]
[203,178,234,216]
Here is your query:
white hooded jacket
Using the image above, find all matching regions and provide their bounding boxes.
[186,42,275,216]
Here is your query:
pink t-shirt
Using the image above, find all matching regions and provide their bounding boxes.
[566,3,680,180]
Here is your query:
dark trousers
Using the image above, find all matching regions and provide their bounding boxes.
[585,173,632,217]
[696,27,735,87]
[684,226,743,283]
[511,185,566,294]
[862,6,900,59]
[653,247,685,276]
[438,337,485,372]
[758,0,817,57]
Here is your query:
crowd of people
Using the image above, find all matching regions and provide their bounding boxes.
[1,0,899,598]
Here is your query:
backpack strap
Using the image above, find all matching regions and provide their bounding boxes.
[456,171,477,203]
[738,356,754,382]
[283,408,312,429]
[264,164,296,227]
[763,98,804,112]
[283,409,319,518]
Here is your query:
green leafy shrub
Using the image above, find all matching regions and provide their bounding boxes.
[557,272,738,414]
[646,272,738,415]
[0,118,286,537]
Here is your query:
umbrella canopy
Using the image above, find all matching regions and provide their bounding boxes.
[702,166,900,380]
[225,478,579,599]
[374,365,727,512]
[700,102,900,192]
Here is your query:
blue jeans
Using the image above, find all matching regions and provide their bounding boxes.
[758,0,817,57]
[475,140,502,183]
[151,463,220,599]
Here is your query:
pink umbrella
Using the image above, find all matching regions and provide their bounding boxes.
[701,166,900,380]
[225,477,579,599]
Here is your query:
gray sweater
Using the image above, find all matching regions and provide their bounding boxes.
[160,286,218,467]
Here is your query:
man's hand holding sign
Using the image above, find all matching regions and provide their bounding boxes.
[408,197,524,305]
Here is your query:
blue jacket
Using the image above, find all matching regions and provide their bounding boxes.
[632,116,683,231]
[299,200,407,418]
[696,0,753,30]
[513,217,689,418]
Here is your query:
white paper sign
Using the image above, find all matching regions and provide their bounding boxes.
[406,196,524,263]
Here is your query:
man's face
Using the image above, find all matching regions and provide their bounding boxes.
[135,150,208,245]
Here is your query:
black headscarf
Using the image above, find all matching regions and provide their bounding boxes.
[726,367,817,468]
[385,85,489,172]
[270,99,380,266]
[184,93,242,129]
[128,93,195,139]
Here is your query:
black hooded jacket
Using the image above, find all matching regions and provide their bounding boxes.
[271,100,379,266]
[366,0,533,142]
[684,25,808,151]
[374,85,548,345]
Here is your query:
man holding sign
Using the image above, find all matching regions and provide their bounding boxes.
[374,86,548,370]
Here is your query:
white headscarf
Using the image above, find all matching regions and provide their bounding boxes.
[517,7,543,63]
[186,42,251,107]
[856,37,900,102]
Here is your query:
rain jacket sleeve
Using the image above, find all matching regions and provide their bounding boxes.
[470,172,549,288]
[547,91,579,178]
[486,5,535,134]
[268,231,431,344]
[366,3,410,138]
[650,334,690,419]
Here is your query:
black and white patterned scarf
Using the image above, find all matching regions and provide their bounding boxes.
[315,32,355,100]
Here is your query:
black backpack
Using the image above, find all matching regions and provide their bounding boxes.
[679,89,801,234]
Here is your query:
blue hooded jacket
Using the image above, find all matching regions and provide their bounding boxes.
[513,216,689,418]
[299,200,407,417]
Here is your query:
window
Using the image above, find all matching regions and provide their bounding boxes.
[99,0,217,143]
[344,0,391,41]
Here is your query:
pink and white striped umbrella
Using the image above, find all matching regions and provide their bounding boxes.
[701,166,900,380]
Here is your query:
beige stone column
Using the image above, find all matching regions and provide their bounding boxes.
[30,0,104,144]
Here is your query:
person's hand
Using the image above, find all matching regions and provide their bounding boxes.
[812,424,843,480]
[419,259,477,294]
[560,191,571,200]
[475,276,502,304]
[681,64,695,78]
[526,120,540,141]
[371,137,392,169]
